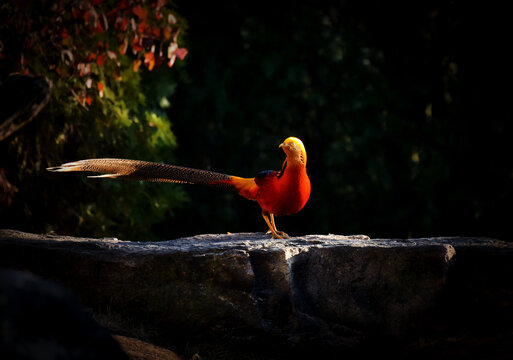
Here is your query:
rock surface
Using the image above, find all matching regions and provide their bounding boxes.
[114,335,181,360]
[0,229,512,359]
[0,269,127,360]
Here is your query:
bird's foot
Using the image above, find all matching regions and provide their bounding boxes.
[267,230,290,239]
[262,214,290,239]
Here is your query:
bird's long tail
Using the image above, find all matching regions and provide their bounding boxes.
[47,158,258,199]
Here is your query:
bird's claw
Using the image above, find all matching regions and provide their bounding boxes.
[263,214,290,239]
[267,230,290,239]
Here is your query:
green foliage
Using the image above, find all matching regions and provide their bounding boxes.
[0,0,188,240]
[1,1,511,241]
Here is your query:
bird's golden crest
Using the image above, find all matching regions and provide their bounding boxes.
[280,137,307,166]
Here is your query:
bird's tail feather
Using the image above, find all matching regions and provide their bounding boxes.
[47,158,233,186]
[47,158,259,198]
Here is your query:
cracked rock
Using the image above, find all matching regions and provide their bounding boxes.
[0,230,512,358]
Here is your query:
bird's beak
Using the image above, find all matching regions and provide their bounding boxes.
[279,142,284,148]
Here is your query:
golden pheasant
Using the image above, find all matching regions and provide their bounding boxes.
[47,137,311,238]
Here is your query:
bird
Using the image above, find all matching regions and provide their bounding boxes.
[47,137,311,239]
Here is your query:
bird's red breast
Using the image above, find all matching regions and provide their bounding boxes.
[253,164,310,216]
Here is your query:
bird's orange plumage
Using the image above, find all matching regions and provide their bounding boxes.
[47,137,310,238]
[254,165,310,216]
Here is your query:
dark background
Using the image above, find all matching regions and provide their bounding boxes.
[1,0,512,241]
[160,0,513,240]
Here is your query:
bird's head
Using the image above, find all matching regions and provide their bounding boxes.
[279,137,307,166]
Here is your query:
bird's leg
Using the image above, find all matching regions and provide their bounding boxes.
[262,213,283,239]
[262,213,289,239]
[270,214,289,238]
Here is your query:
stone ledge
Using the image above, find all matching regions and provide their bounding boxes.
[1,229,512,359]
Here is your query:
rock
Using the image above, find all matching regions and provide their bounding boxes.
[0,268,127,360]
[0,229,512,359]
[114,335,181,360]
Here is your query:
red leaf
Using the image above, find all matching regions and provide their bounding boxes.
[87,53,96,61]
[96,54,106,66]
[119,39,128,55]
[133,59,142,72]
[138,21,147,34]
[144,52,155,71]
[84,10,93,24]
[107,9,120,21]
[174,48,188,60]
[95,21,105,34]
[121,18,128,31]
[97,81,104,97]
[132,36,143,52]
[132,5,147,20]
[116,0,128,10]
[86,96,92,106]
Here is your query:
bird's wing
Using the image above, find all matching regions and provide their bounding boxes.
[254,170,280,186]
[47,158,258,198]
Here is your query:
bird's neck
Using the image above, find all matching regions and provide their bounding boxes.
[281,157,307,178]
[285,154,306,168]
